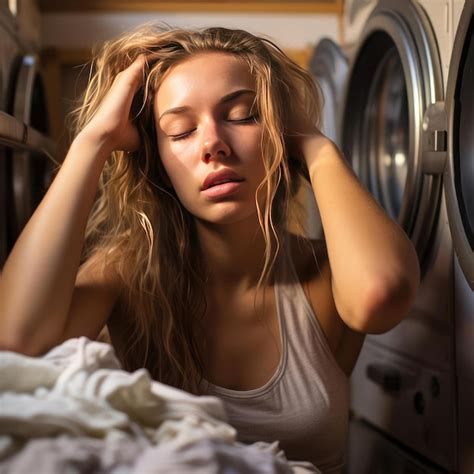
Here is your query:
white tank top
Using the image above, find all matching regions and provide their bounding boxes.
[201,249,350,473]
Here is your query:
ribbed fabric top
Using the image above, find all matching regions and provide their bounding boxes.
[201,249,350,473]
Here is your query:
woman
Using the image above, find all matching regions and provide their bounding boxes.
[0,25,420,472]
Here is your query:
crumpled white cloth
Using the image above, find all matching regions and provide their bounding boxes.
[0,337,320,473]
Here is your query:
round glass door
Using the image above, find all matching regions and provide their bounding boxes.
[365,49,409,220]
[341,1,444,267]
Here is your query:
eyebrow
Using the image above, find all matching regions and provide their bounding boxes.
[158,88,256,122]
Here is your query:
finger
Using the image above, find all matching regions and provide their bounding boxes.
[115,55,147,86]
[108,60,146,112]
[130,54,147,70]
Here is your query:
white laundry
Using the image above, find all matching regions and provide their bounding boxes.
[0,337,320,473]
[0,337,232,441]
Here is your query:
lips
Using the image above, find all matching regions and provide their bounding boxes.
[201,169,244,191]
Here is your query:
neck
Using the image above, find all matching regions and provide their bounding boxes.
[196,214,279,292]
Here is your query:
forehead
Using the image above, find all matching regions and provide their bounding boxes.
[154,52,255,110]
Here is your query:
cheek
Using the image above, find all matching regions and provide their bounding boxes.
[161,158,185,189]
[240,128,263,155]
[239,131,265,168]
[159,155,199,204]
[158,141,194,185]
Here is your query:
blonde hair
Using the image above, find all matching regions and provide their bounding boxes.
[71,24,322,393]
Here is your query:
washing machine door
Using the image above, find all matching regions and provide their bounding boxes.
[310,38,348,146]
[444,0,474,289]
[8,54,54,248]
[341,0,444,269]
[441,11,474,469]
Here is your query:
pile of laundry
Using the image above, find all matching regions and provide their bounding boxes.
[0,337,319,473]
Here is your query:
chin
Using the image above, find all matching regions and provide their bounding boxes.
[196,204,259,227]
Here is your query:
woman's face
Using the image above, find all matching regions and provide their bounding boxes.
[154,51,265,225]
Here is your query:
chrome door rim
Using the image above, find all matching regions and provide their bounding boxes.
[340,0,444,268]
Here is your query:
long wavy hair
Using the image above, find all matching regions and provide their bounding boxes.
[70,24,322,394]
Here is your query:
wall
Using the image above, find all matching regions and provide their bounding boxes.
[40,11,340,51]
[39,9,340,153]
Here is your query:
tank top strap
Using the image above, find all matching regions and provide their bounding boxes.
[274,237,340,367]
[273,239,310,343]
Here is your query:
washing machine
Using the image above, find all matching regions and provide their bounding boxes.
[343,0,378,50]
[347,418,448,474]
[310,37,348,147]
[302,38,349,240]
[298,0,377,241]
[437,1,473,470]
[340,0,465,471]
[0,1,14,266]
[0,1,56,268]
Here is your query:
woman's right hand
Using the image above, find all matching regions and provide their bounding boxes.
[79,55,147,154]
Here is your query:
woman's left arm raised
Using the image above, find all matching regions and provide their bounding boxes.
[302,132,420,334]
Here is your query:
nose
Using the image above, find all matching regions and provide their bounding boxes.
[201,122,231,163]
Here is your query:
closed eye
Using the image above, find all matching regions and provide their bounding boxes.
[228,114,258,123]
[169,128,197,141]
[169,115,257,142]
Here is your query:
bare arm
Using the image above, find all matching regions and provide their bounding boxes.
[0,55,147,355]
[302,134,420,334]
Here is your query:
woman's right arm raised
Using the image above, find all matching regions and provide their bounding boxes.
[0,55,147,355]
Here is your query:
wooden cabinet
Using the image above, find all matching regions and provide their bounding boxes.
[38,0,342,14]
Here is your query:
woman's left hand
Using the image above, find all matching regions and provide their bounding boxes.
[286,117,340,180]
[300,132,341,179]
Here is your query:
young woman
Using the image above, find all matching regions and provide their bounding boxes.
[0,25,420,472]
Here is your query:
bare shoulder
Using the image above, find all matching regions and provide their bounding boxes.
[288,233,365,376]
